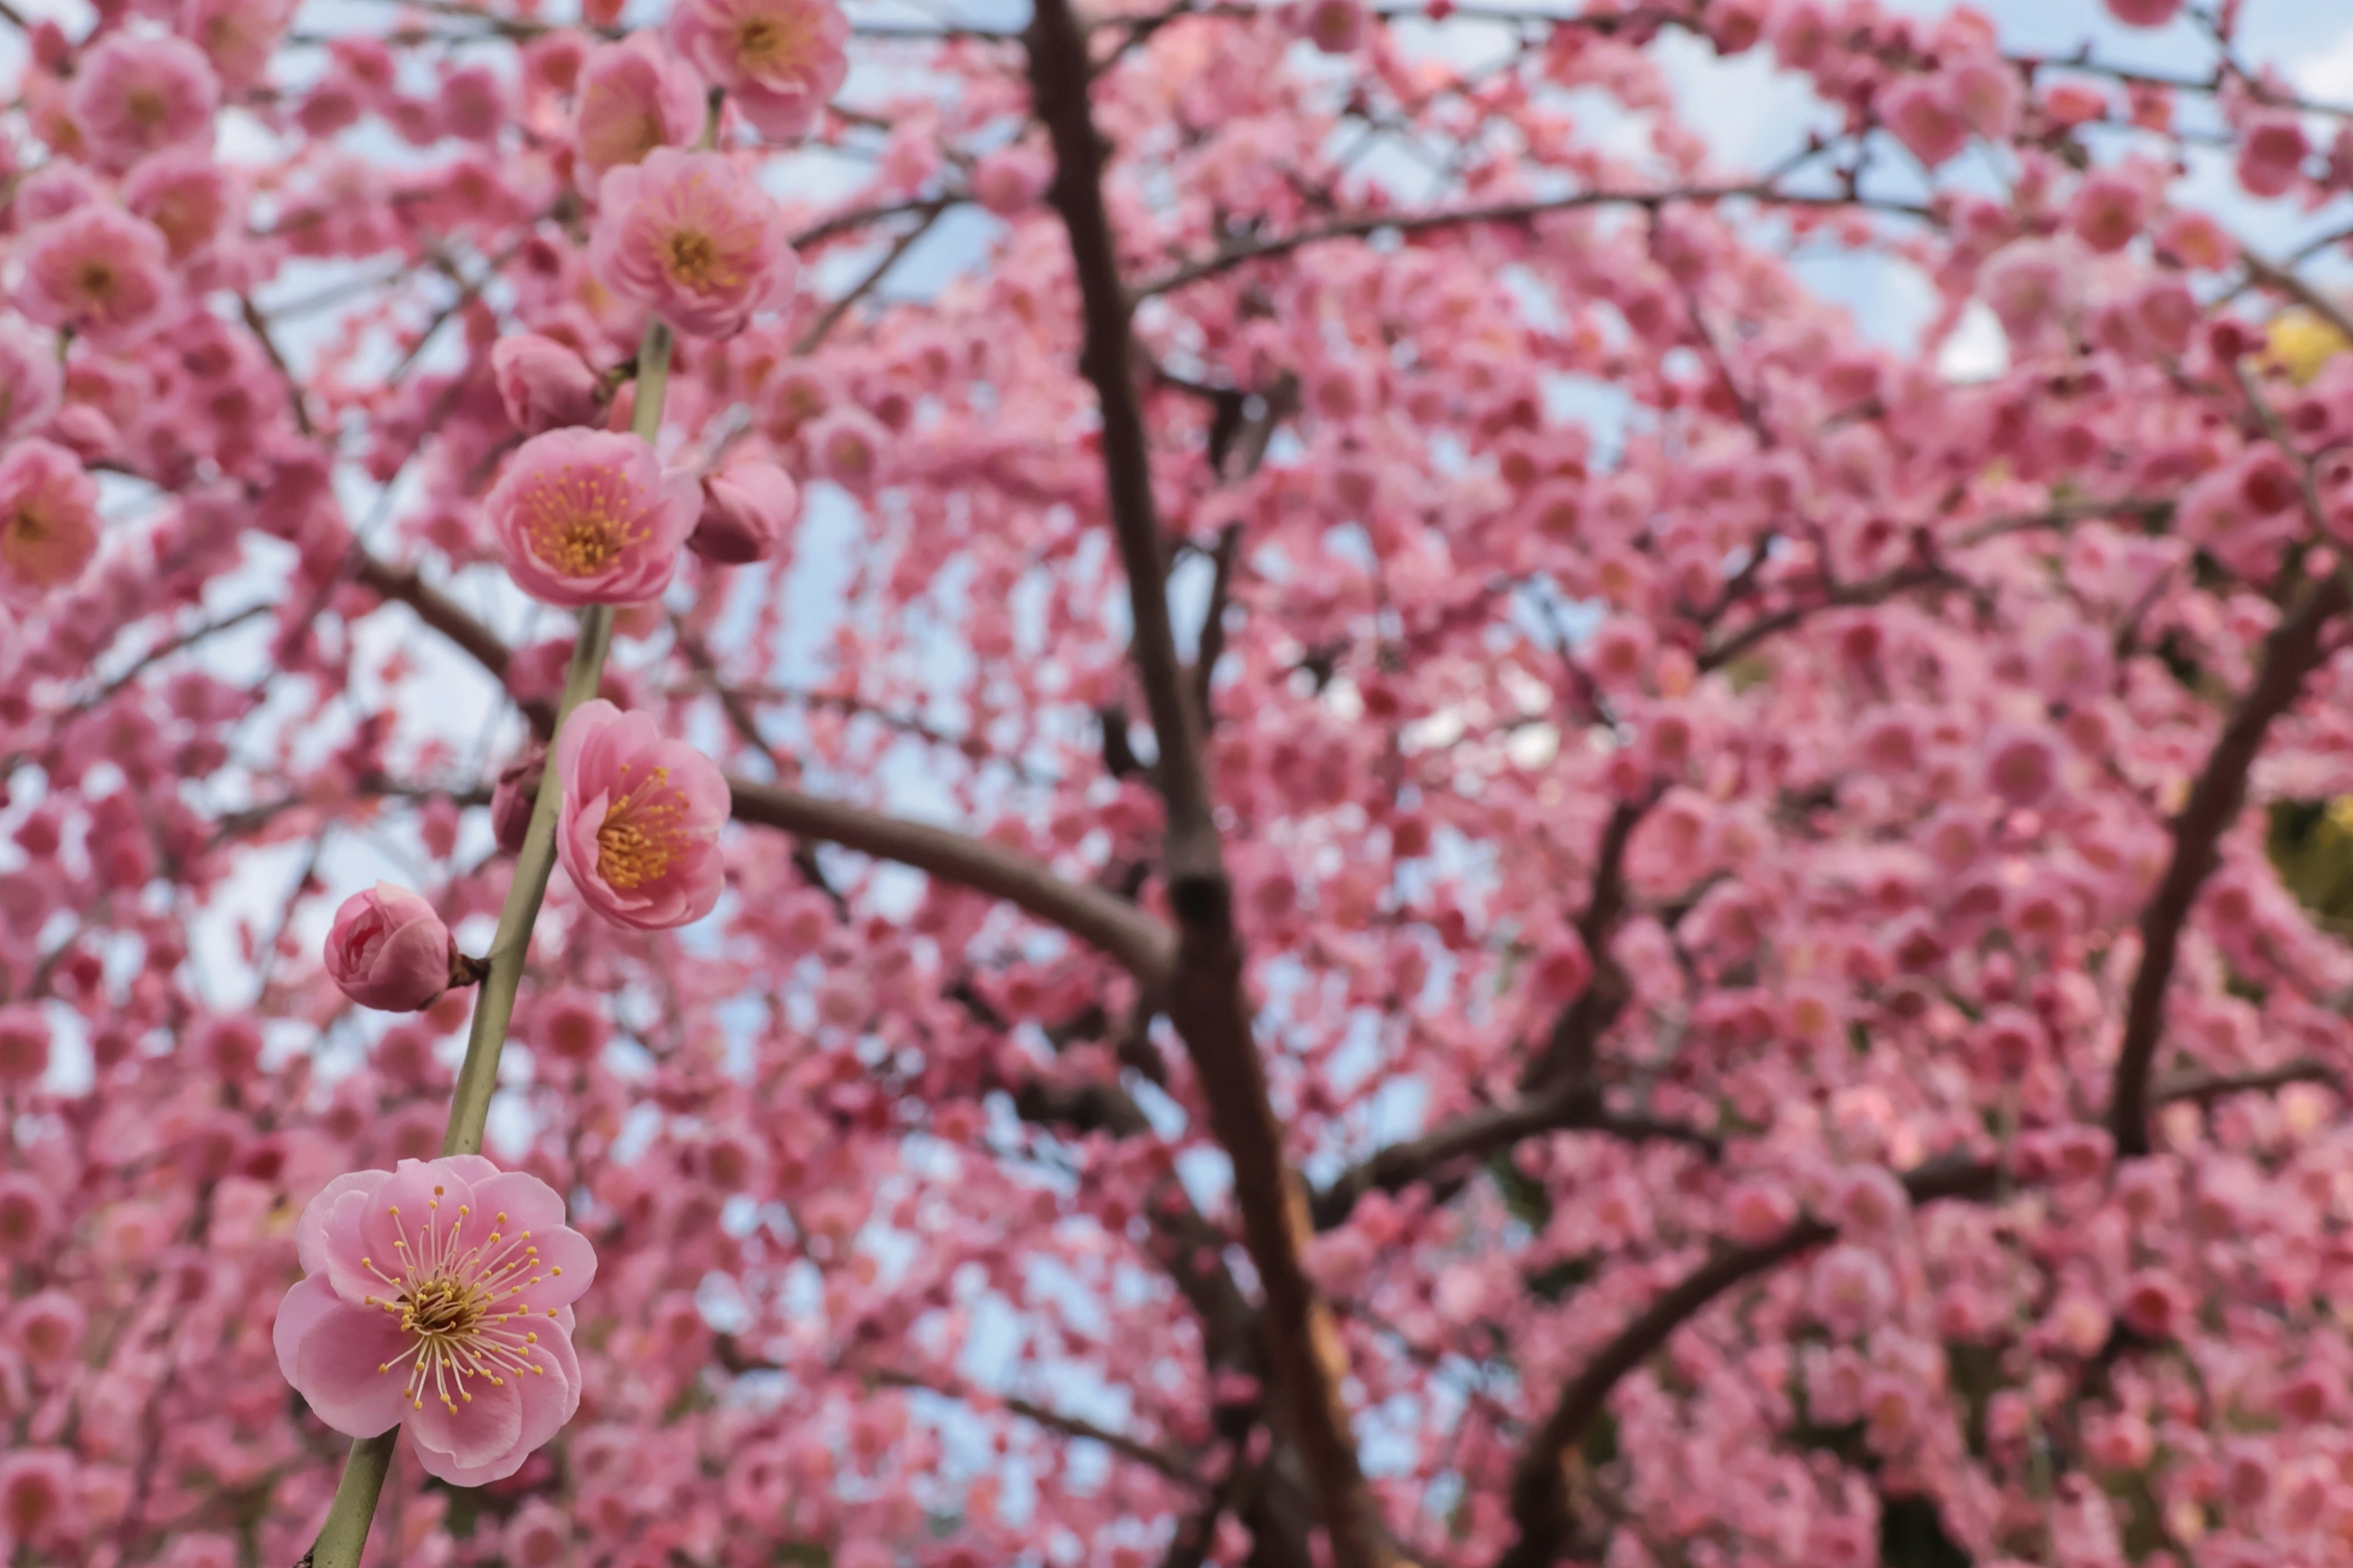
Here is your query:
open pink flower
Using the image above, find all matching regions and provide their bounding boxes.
[273,1155,591,1485]
[589,148,796,338]
[0,439,101,602]
[123,148,236,262]
[555,699,729,930]
[574,34,706,191]
[485,428,699,606]
[664,0,846,141]
[325,884,458,1012]
[68,31,220,170]
[17,205,174,348]
[1878,75,1967,167]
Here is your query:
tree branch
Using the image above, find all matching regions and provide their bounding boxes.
[1026,2,1384,1558]
[2108,568,2348,1158]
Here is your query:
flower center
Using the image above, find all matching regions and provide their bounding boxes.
[520,469,646,578]
[126,87,169,128]
[661,228,732,292]
[596,764,688,890]
[360,1185,560,1415]
[0,506,66,582]
[735,14,797,66]
[76,260,118,303]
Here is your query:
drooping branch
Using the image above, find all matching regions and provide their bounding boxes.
[1026,1,1385,1559]
[352,549,1176,988]
[2108,569,2349,1159]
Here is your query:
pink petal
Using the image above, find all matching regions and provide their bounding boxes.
[422,1323,580,1487]
[407,1359,524,1474]
[294,1298,415,1438]
[507,1224,597,1312]
[273,1274,340,1388]
[360,1161,479,1282]
[297,1169,385,1277]
[469,1171,568,1237]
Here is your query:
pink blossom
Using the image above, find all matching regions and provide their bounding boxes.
[2117,1268,2192,1339]
[325,884,458,1012]
[493,743,547,854]
[1978,238,2081,339]
[17,205,175,347]
[2104,0,2183,25]
[664,0,847,141]
[123,148,236,262]
[2069,171,2148,254]
[0,439,101,602]
[1947,56,2021,140]
[485,428,699,606]
[1811,1244,1894,1337]
[183,0,297,91]
[531,988,612,1064]
[0,317,60,444]
[589,149,797,338]
[805,406,887,491]
[2238,114,2309,199]
[0,1450,74,1548]
[0,1174,56,1259]
[1879,76,1968,167]
[1984,725,2060,809]
[273,1156,591,1484]
[10,1289,85,1366]
[971,146,1052,216]
[1298,0,1368,53]
[68,31,219,170]
[1723,1182,1797,1246]
[689,456,798,563]
[555,699,730,930]
[0,1004,48,1085]
[493,333,605,434]
[574,34,705,191]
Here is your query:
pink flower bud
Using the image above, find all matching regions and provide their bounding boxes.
[324,883,458,1012]
[492,744,547,854]
[492,334,604,434]
[689,458,798,564]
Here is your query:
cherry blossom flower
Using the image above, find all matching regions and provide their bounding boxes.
[123,149,237,263]
[0,317,59,444]
[664,0,847,141]
[0,439,100,600]
[555,699,730,930]
[688,455,798,563]
[485,428,699,605]
[16,205,174,347]
[971,147,1051,216]
[574,34,706,191]
[589,148,797,338]
[1878,76,1967,167]
[2237,113,2309,198]
[273,1156,591,1484]
[325,884,461,1012]
[493,333,605,434]
[67,31,219,170]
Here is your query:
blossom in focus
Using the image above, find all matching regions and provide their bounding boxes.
[325,884,460,1012]
[555,699,730,930]
[574,33,706,190]
[493,333,604,434]
[0,439,100,600]
[589,148,797,338]
[688,455,797,564]
[67,31,220,170]
[486,428,699,605]
[0,317,61,444]
[17,205,174,347]
[273,1156,591,1485]
[664,0,846,141]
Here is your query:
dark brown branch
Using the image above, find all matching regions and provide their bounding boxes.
[868,1368,1202,1483]
[1493,1154,1999,1568]
[794,205,945,355]
[1026,2,1383,1560]
[2108,569,2348,1158]
[1134,183,1930,300]
[2153,1058,2342,1107]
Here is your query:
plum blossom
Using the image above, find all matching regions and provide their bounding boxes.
[589,149,797,338]
[664,0,847,141]
[17,205,175,347]
[68,31,220,170]
[485,428,699,605]
[0,317,59,444]
[492,333,604,434]
[273,1156,590,1484]
[0,439,100,600]
[688,456,798,564]
[555,699,730,930]
[325,884,462,1012]
[574,34,706,190]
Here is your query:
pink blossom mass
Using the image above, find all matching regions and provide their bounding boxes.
[9,1,2353,1566]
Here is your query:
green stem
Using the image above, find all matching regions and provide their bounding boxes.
[298,314,675,1568]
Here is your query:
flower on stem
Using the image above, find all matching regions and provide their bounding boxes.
[324,884,470,1013]
[589,148,797,338]
[67,31,220,170]
[664,0,847,141]
[273,1156,592,1485]
[688,455,797,564]
[555,699,730,930]
[491,334,605,434]
[16,205,175,347]
[485,428,699,607]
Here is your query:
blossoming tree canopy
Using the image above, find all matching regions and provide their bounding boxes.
[12,0,2353,1560]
